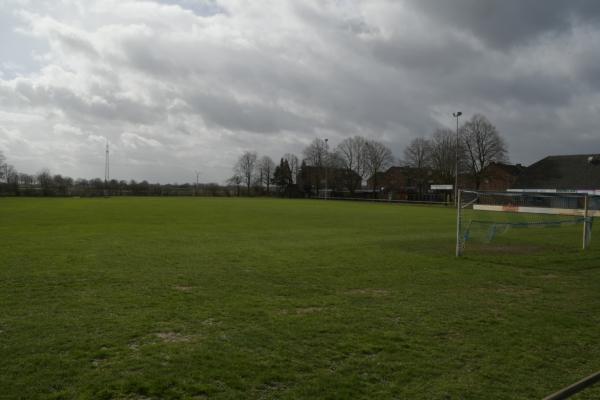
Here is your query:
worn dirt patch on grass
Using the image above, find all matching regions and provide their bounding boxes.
[295,306,325,315]
[156,331,194,343]
[433,330,465,342]
[278,307,327,315]
[201,318,219,326]
[478,285,541,296]
[173,285,194,292]
[346,288,390,297]
[129,331,199,348]
[475,285,542,296]
[91,358,107,367]
[255,381,289,394]
[495,285,540,296]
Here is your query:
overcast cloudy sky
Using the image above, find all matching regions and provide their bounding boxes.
[1,0,600,183]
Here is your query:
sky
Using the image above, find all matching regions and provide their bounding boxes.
[1,0,600,183]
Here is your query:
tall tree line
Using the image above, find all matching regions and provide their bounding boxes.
[230,136,395,196]
[0,150,240,197]
[403,114,507,189]
[1,114,506,198]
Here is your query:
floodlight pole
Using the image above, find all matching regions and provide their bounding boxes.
[195,170,201,196]
[453,112,462,207]
[583,194,590,250]
[324,138,329,200]
[104,140,110,184]
[456,189,463,257]
[104,139,110,197]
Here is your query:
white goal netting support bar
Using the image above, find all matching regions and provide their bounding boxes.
[456,190,598,256]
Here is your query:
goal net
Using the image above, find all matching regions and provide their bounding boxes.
[456,190,598,256]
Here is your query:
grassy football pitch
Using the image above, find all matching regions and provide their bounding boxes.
[1,197,599,399]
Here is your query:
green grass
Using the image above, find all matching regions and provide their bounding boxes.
[1,197,599,399]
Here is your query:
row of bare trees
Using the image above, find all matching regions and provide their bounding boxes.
[403,114,508,189]
[230,137,395,196]
[0,151,19,185]
[2,114,506,198]
[303,137,394,193]
[0,150,241,197]
[228,152,301,195]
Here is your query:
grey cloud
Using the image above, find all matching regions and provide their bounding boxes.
[573,43,600,91]
[473,74,576,107]
[153,0,226,17]
[52,30,99,58]
[2,0,600,183]
[185,91,317,134]
[411,0,600,50]
[366,33,482,77]
[9,78,164,125]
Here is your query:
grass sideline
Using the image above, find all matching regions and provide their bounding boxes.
[0,197,599,399]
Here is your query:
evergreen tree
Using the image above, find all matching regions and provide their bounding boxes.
[272,158,292,195]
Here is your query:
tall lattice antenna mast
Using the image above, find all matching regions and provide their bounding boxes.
[104,140,110,183]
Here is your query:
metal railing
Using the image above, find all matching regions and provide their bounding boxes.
[543,370,600,400]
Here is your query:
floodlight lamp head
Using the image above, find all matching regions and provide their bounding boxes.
[453,112,462,117]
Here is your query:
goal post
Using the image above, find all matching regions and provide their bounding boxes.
[456,190,598,256]
[456,190,462,257]
[583,194,592,250]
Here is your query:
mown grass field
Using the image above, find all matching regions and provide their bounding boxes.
[1,197,599,399]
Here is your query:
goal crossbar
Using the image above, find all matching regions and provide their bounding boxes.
[473,204,600,218]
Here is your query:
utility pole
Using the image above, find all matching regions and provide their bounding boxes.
[104,140,110,183]
[195,170,201,196]
[452,112,462,206]
[324,138,328,199]
[456,190,462,257]
[104,140,110,197]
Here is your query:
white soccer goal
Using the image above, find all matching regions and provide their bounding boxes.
[456,190,598,256]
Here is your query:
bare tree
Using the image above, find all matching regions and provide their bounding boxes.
[403,137,431,169]
[6,165,17,181]
[335,136,367,193]
[403,137,433,199]
[257,156,276,194]
[52,174,72,196]
[461,114,508,189]
[283,153,299,183]
[327,151,345,169]
[227,174,242,196]
[302,138,328,167]
[234,151,257,195]
[302,138,329,192]
[19,172,34,186]
[0,160,18,195]
[430,128,462,182]
[37,168,53,196]
[364,140,394,192]
[0,150,6,183]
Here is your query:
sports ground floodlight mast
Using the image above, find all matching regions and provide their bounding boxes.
[195,170,201,196]
[104,140,110,183]
[452,112,462,206]
[324,138,329,200]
